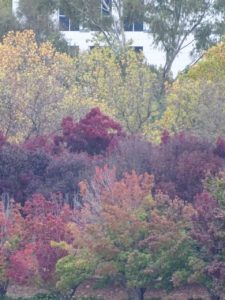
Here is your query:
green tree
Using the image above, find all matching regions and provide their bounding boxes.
[56,253,96,300]
[0,0,19,40]
[59,0,145,53]
[145,0,225,90]
[17,0,69,53]
[59,0,225,95]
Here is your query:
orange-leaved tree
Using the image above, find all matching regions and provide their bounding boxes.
[56,167,197,300]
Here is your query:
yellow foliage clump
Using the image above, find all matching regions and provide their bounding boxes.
[157,41,225,141]
[0,30,74,142]
[64,48,160,134]
[0,31,161,141]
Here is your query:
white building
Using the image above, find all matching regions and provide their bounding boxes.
[12,0,194,76]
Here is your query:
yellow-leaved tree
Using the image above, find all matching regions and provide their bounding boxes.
[156,41,225,141]
[0,31,161,141]
[62,48,161,134]
[0,30,74,142]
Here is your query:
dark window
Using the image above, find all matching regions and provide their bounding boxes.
[134,22,143,31]
[59,15,70,31]
[124,21,144,31]
[70,20,80,31]
[123,0,144,32]
[124,19,133,31]
[59,9,79,31]
[124,17,143,32]
[134,46,143,52]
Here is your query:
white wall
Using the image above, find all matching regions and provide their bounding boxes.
[62,30,194,76]
[12,0,19,14]
[12,0,194,76]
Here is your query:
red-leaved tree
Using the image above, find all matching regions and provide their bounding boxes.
[8,194,75,289]
[54,108,123,155]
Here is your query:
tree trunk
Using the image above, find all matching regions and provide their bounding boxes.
[0,281,8,297]
[127,287,146,300]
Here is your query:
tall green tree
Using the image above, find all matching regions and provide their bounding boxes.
[17,0,69,53]
[0,0,19,40]
[145,0,225,89]
[59,0,225,94]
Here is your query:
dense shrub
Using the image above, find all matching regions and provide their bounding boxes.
[192,186,225,299]
[55,108,123,155]
[214,137,225,158]
[0,143,93,206]
[42,152,94,207]
[150,132,224,202]
[0,132,6,148]
[106,132,225,202]
[0,144,31,205]
[22,135,55,155]
[106,135,152,178]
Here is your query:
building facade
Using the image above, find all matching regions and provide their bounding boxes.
[12,0,193,76]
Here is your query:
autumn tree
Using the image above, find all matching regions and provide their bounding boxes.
[56,167,197,300]
[106,131,225,202]
[0,198,25,296]
[158,41,225,141]
[55,108,123,155]
[64,48,160,134]
[191,173,225,299]
[7,194,75,294]
[0,30,161,139]
[0,30,74,142]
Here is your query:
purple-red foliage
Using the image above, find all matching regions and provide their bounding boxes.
[42,152,93,207]
[192,192,218,249]
[55,108,123,155]
[214,137,225,158]
[105,132,225,202]
[0,141,93,206]
[22,135,55,155]
[105,135,152,178]
[21,194,72,283]
[0,144,31,205]
[0,132,6,148]
[8,244,37,285]
[206,261,225,280]
[192,191,225,295]
[150,133,224,202]
[161,129,170,144]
